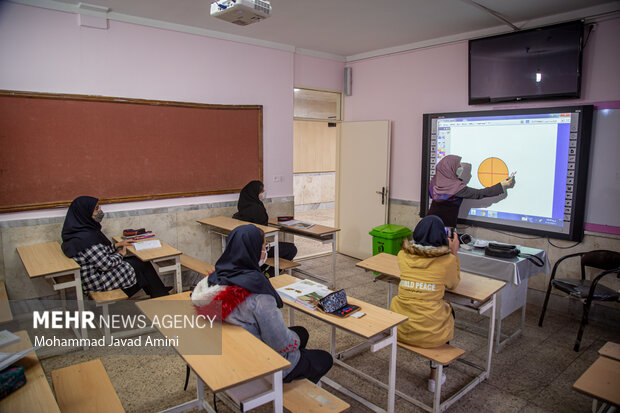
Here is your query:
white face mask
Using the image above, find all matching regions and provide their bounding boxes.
[258,250,267,267]
[259,192,266,200]
[455,166,464,178]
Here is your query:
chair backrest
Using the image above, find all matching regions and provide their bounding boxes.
[581,250,620,278]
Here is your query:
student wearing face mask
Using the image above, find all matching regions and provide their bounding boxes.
[61,196,169,298]
[233,180,297,273]
[427,155,515,227]
[192,225,332,383]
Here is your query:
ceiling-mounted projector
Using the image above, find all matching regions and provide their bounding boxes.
[210,0,272,26]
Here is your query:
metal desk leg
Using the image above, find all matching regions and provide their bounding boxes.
[72,270,87,341]
[47,270,88,346]
[387,326,397,413]
[331,237,337,288]
[288,307,295,326]
[386,283,393,309]
[151,257,183,294]
[272,233,280,275]
[433,363,443,413]
[495,313,502,353]
[273,370,283,413]
[330,326,336,357]
[220,234,226,252]
[487,293,497,375]
[174,256,182,293]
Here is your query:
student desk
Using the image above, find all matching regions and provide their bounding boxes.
[0,281,12,323]
[271,274,408,413]
[268,218,340,287]
[356,252,506,411]
[198,216,281,275]
[136,292,290,413]
[0,330,61,413]
[112,237,183,293]
[457,245,549,351]
[598,341,620,361]
[573,347,620,412]
[16,242,87,340]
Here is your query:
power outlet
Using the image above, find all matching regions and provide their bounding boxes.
[273,175,283,183]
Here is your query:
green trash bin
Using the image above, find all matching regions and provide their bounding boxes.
[369,224,412,256]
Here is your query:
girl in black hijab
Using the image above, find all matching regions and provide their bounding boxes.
[193,224,332,383]
[233,180,297,272]
[61,196,168,298]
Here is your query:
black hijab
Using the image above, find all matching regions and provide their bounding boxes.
[61,196,111,257]
[208,224,283,308]
[232,180,269,226]
[413,215,448,247]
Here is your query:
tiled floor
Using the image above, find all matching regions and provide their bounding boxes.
[38,252,619,412]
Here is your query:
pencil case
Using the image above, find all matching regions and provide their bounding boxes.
[0,366,26,400]
[123,228,146,237]
[317,289,348,313]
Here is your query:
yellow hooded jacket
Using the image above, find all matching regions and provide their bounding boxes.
[390,244,460,348]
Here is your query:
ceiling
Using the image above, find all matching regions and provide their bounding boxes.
[18,0,620,60]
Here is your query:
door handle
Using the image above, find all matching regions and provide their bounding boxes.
[375,187,386,205]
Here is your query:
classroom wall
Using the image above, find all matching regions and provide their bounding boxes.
[343,16,620,202]
[0,2,343,299]
[343,16,620,304]
[294,54,345,91]
[0,1,294,199]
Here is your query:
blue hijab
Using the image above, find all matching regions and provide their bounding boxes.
[61,196,111,257]
[208,224,283,308]
[413,215,448,247]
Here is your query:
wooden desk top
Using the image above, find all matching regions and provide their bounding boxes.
[270,274,407,339]
[573,356,620,405]
[112,237,181,261]
[198,216,278,235]
[268,218,340,238]
[0,281,13,323]
[17,242,80,278]
[0,330,61,413]
[599,342,620,361]
[356,253,505,302]
[136,292,290,393]
[52,359,125,413]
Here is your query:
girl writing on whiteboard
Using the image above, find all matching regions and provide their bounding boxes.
[61,196,169,298]
[192,224,332,383]
[428,155,515,227]
[390,215,460,392]
[233,180,297,275]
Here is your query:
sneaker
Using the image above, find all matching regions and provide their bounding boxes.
[427,373,446,392]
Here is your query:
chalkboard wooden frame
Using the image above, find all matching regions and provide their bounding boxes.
[0,90,263,212]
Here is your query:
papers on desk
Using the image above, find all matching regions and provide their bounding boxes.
[0,330,19,348]
[134,240,162,251]
[276,279,331,310]
[472,239,489,248]
[0,344,38,371]
[279,220,315,229]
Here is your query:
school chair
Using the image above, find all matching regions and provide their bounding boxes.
[538,249,620,351]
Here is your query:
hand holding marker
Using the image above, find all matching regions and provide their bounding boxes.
[502,171,516,189]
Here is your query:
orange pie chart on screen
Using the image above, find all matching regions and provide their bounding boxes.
[478,157,509,187]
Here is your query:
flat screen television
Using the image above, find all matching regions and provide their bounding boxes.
[420,105,593,241]
[469,20,584,104]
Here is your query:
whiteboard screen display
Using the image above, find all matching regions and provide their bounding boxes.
[421,105,594,241]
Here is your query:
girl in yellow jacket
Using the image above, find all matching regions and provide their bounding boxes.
[390,215,460,391]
